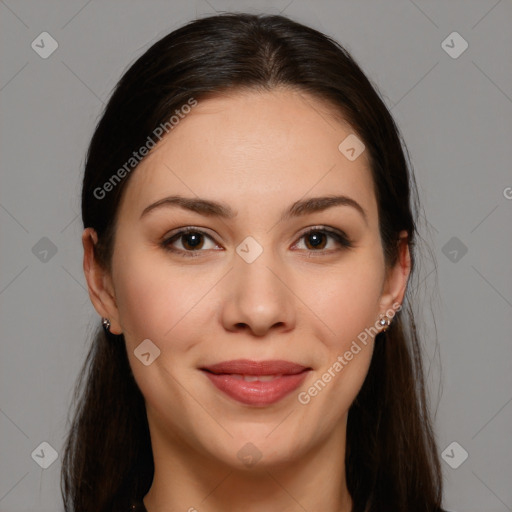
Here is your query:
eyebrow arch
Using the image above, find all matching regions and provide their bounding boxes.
[140,194,368,225]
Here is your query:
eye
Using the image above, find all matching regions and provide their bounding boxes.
[161,226,353,258]
[293,227,353,253]
[161,227,220,257]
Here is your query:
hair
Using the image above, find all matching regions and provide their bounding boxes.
[61,12,444,512]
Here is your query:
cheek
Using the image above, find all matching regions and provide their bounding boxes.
[296,254,383,408]
[305,254,385,347]
[297,267,382,425]
[111,247,180,343]
[112,247,217,352]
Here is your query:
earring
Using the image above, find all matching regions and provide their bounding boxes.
[102,317,111,333]
[378,314,392,332]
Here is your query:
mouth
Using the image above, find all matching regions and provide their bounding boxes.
[200,359,311,406]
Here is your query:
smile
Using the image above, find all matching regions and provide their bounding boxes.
[200,359,311,406]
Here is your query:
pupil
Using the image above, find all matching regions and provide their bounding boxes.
[308,232,325,249]
[184,233,202,249]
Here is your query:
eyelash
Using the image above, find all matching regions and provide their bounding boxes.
[160,226,353,258]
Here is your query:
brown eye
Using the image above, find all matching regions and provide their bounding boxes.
[295,227,353,252]
[304,231,328,250]
[161,228,219,256]
[161,226,352,258]
[179,232,205,250]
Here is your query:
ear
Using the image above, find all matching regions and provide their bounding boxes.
[378,230,411,314]
[82,228,122,335]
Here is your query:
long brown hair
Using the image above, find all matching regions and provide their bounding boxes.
[61,13,444,512]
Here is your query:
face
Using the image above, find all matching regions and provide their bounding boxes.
[84,88,409,470]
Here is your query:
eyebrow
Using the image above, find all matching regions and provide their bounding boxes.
[140,194,368,225]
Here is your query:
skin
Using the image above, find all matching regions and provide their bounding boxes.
[83,88,411,512]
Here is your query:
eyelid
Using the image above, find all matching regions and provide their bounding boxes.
[163,225,217,241]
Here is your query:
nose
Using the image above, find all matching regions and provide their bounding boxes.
[219,247,297,337]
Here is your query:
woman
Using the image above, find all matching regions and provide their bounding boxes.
[61,12,446,512]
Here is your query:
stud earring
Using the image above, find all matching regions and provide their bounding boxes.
[378,314,392,332]
[102,317,111,333]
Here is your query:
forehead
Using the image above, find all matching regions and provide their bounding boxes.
[118,88,377,226]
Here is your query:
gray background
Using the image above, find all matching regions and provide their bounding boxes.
[1,1,511,511]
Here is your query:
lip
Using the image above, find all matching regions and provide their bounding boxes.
[200,359,311,406]
[202,359,309,376]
